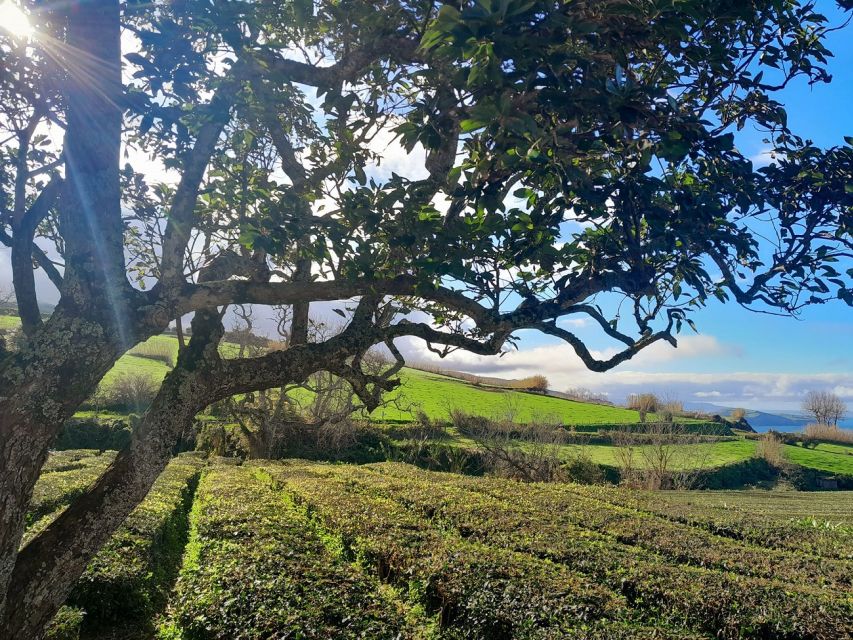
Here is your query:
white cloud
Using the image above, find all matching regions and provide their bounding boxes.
[394,332,850,410]
[750,148,777,167]
[365,121,429,181]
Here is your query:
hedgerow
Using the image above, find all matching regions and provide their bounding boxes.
[567,482,853,561]
[32,455,853,639]
[268,463,694,639]
[319,462,853,639]
[165,464,410,639]
[27,451,117,527]
[44,606,85,640]
[66,456,204,628]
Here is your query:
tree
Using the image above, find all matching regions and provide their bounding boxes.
[627,393,660,423]
[802,390,847,426]
[1,0,851,635]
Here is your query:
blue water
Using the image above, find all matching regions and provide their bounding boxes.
[754,418,853,433]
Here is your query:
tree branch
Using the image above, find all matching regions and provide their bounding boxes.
[158,74,244,287]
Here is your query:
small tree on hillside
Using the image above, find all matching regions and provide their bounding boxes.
[731,408,747,422]
[802,391,847,426]
[514,374,549,393]
[628,394,660,423]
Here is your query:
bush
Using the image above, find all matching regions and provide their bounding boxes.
[695,457,779,489]
[167,466,407,639]
[67,457,203,629]
[756,432,785,467]
[509,374,549,393]
[802,423,853,446]
[449,408,493,434]
[563,454,607,485]
[450,411,567,482]
[54,419,133,451]
[92,372,159,412]
[44,607,84,640]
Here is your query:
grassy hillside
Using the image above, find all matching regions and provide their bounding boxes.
[370,368,657,424]
[0,314,21,330]
[784,441,853,475]
[2,313,681,427]
[30,457,853,639]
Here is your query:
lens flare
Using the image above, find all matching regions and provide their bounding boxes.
[0,1,34,39]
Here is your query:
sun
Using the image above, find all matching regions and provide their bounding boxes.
[0,1,34,39]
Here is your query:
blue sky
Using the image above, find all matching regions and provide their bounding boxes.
[1,0,850,412]
[404,1,853,411]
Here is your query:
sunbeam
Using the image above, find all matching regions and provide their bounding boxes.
[0,0,34,39]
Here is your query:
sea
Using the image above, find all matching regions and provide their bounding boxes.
[753,418,853,433]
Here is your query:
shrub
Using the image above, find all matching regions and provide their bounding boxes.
[756,432,785,467]
[44,607,84,640]
[563,453,607,485]
[509,374,549,393]
[626,393,659,422]
[803,423,853,446]
[449,408,493,434]
[92,372,159,411]
[54,419,133,451]
[167,466,407,639]
[67,458,203,629]
[695,457,779,489]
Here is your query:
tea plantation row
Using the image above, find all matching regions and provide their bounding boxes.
[29,452,853,639]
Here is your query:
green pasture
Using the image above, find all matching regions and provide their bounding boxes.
[784,442,853,475]
[369,368,657,424]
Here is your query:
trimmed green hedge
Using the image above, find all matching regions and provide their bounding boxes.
[572,421,732,436]
[271,463,627,639]
[44,607,85,640]
[278,461,853,639]
[694,457,779,489]
[571,483,853,561]
[54,419,133,451]
[165,464,410,639]
[27,452,117,528]
[67,457,204,629]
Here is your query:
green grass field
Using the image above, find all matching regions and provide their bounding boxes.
[7,313,851,479]
[370,368,655,424]
[2,314,680,427]
[28,456,853,639]
[784,442,853,475]
[0,314,20,330]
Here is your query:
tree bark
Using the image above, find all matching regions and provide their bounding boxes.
[0,0,128,625]
[1,364,207,638]
[0,315,123,622]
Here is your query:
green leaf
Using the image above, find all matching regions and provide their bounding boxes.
[460,119,487,133]
[293,0,313,23]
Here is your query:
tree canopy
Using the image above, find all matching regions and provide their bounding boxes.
[0,0,851,636]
